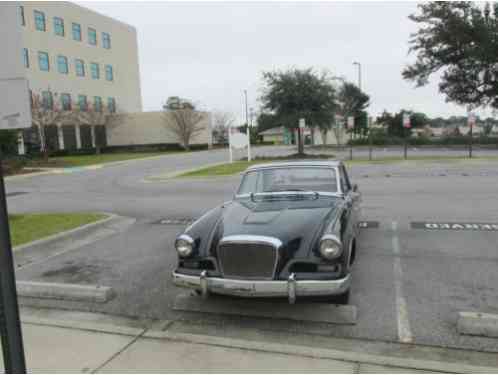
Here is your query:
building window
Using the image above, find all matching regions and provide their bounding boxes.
[105,65,113,81]
[107,97,116,113]
[88,27,97,45]
[75,59,85,77]
[102,32,111,49]
[57,55,69,74]
[90,62,99,79]
[72,23,81,41]
[53,17,64,36]
[38,51,49,71]
[34,10,46,31]
[41,91,54,110]
[61,93,72,111]
[23,48,29,68]
[19,6,25,26]
[94,96,102,112]
[78,95,88,111]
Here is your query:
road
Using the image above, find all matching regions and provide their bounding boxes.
[7,145,498,353]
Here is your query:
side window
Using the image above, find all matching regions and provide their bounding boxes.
[238,172,258,195]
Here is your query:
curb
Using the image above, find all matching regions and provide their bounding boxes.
[17,281,114,303]
[142,330,498,374]
[14,213,136,269]
[143,161,229,182]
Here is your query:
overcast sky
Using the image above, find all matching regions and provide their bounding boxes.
[82,1,489,122]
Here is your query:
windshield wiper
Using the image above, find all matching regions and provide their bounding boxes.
[263,188,306,193]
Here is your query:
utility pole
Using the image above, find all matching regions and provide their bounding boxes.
[244,90,251,161]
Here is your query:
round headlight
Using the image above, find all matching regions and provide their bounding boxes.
[319,235,342,260]
[175,234,194,257]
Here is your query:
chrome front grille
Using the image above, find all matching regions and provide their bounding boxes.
[217,236,280,280]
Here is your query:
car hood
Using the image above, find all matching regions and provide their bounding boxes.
[211,195,341,258]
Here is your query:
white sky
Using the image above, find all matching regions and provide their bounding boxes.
[81,1,491,122]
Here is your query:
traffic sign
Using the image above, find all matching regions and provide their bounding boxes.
[299,118,305,129]
[347,116,354,130]
[403,114,411,129]
[468,113,476,128]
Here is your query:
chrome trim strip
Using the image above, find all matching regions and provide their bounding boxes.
[172,271,351,300]
[219,235,283,249]
[235,191,342,199]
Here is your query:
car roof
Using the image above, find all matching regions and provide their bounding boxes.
[245,160,343,172]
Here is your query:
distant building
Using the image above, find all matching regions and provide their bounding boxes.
[19,1,142,113]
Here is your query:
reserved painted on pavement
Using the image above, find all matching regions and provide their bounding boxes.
[358,221,379,229]
[411,222,498,231]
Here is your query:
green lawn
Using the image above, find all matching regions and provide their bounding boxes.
[25,152,175,168]
[10,212,107,247]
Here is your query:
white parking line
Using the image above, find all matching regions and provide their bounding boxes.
[391,221,413,343]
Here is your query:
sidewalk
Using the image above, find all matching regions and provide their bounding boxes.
[3,307,498,373]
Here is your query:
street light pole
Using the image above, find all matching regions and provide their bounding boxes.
[353,61,362,90]
[244,90,251,161]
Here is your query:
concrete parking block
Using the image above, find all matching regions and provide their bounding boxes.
[457,311,498,338]
[173,293,357,324]
[17,281,114,303]
[99,336,356,373]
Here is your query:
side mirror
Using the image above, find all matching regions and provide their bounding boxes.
[352,184,358,192]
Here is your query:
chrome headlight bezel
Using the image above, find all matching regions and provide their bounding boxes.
[175,234,194,257]
[319,234,343,260]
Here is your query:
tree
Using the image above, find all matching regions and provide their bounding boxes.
[162,97,205,150]
[337,82,370,138]
[261,68,337,153]
[403,2,498,109]
[212,111,235,145]
[30,91,68,160]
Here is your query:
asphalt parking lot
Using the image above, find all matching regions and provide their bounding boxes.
[7,146,498,353]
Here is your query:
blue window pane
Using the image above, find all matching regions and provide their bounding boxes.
[61,93,72,111]
[38,52,49,71]
[41,91,53,110]
[90,63,99,79]
[94,96,102,112]
[88,28,97,45]
[72,23,81,41]
[75,59,85,77]
[78,95,88,111]
[34,10,45,31]
[57,55,68,74]
[54,17,64,36]
[23,48,29,68]
[105,65,113,81]
[107,97,116,113]
[102,32,111,49]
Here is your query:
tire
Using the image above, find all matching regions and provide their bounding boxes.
[326,289,350,305]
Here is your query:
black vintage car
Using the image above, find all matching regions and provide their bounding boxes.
[172,160,361,304]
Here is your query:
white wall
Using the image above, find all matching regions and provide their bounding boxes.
[107,111,213,147]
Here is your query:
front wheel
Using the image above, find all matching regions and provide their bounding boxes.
[326,289,350,305]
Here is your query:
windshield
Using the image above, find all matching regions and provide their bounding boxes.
[237,167,338,195]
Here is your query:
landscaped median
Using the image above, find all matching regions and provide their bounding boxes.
[10,212,108,247]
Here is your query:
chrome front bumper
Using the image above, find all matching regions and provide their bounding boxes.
[172,270,351,304]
